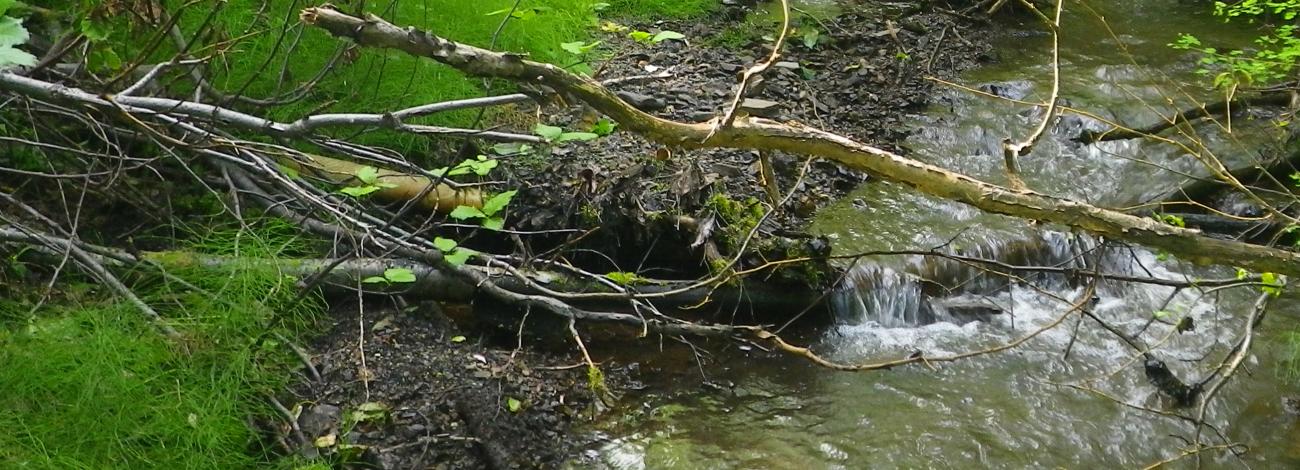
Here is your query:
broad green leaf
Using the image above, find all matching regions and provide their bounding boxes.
[557,132,600,142]
[651,31,685,43]
[482,190,518,216]
[0,0,15,15]
[87,48,121,71]
[361,276,387,284]
[339,185,381,197]
[628,30,653,43]
[433,237,458,252]
[482,217,505,231]
[0,45,35,69]
[383,267,416,283]
[449,205,486,220]
[469,158,498,175]
[451,335,467,343]
[443,248,474,267]
[506,397,522,413]
[80,18,110,42]
[355,165,380,184]
[492,142,533,156]
[560,41,586,55]
[534,123,564,140]
[0,16,28,48]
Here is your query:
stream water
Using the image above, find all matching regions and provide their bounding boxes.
[577,1,1300,468]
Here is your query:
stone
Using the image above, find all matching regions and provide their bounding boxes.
[615,91,667,111]
[774,61,800,70]
[740,98,783,118]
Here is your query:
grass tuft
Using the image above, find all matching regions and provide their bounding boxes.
[0,219,324,469]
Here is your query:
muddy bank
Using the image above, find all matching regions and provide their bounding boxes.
[285,300,639,469]
[282,2,994,468]
[482,1,992,285]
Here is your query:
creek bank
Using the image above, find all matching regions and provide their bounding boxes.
[281,2,995,468]
[484,0,991,288]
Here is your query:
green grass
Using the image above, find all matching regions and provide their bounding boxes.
[604,0,719,18]
[0,220,324,469]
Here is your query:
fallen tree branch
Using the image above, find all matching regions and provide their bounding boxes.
[297,6,1300,276]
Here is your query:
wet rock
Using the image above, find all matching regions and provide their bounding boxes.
[616,91,667,111]
[774,61,801,70]
[298,403,340,438]
[978,80,1034,100]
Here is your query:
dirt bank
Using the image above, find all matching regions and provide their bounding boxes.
[281,2,993,468]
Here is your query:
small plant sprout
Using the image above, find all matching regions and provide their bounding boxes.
[339,165,398,197]
[361,267,417,285]
[590,118,618,136]
[433,237,475,267]
[628,29,686,45]
[534,123,600,142]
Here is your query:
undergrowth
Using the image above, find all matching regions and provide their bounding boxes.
[0,219,324,469]
[44,0,719,154]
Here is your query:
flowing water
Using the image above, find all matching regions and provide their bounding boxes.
[577,1,1300,468]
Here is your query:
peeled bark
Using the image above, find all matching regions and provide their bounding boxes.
[301,7,1300,276]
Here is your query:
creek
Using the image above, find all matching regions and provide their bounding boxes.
[577,1,1300,467]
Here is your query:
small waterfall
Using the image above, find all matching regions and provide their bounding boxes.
[830,230,1094,327]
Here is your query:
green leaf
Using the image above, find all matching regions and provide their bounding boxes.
[443,248,474,266]
[361,276,387,284]
[451,335,467,343]
[87,47,121,71]
[560,41,585,55]
[0,45,35,69]
[482,217,505,231]
[349,402,390,424]
[593,2,610,11]
[506,397,522,413]
[80,18,110,42]
[557,131,600,142]
[482,190,517,216]
[383,267,416,283]
[468,157,498,176]
[449,205,487,220]
[534,123,564,140]
[492,142,534,156]
[0,0,15,15]
[802,29,821,48]
[651,30,685,43]
[628,30,653,43]
[561,41,602,56]
[433,237,458,252]
[591,118,618,136]
[339,185,381,197]
[355,166,380,184]
[1236,267,1249,280]
[0,16,29,48]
